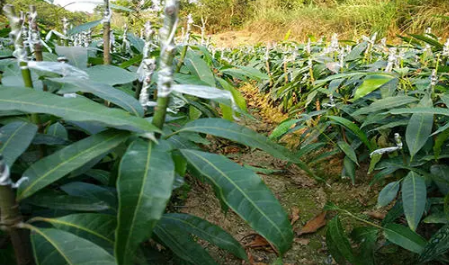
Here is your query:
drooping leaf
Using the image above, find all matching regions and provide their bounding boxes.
[405,96,433,160]
[377,181,400,207]
[337,141,358,166]
[383,223,426,254]
[419,224,449,263]
[30,227,116,265]
[159,213,247,260]
[402,172,427,231]
[342,156,356,184]
[430,165,449,195]
[51,77,144,117]
[352,96,418,116]
[326,216,357,265]
[28,191,110,212]
[17,130,129,200]
[34,213,116,251]
[0,86,158,133]
[0,121,38,168]
[180,149,293,254]
[328,116,374,151]
[153,224,218,265]
[115,140,175,265]
[86,65,138,86]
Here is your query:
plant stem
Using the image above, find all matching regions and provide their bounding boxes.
[103,0,111,65]
[0,159,33,265]
[29,6,43,62]
[151,0,180,131]
[176,44,188,73]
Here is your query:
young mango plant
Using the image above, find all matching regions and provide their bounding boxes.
[0,2,295,265]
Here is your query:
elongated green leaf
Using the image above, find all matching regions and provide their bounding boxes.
[383,223,426,254]
[30,227,116,265]
[270,119,299,140]
[345,42,368,61]
[36,213,116,251]
[61,182,117,211]
[68,19,102,35]
[160,213,247,260]
[389,107,449,116]
[353,75,395,100]
[185,50,215,87]
[377,181,400,207]
[17,130,129,200]
[0,86,158,133]
[328,116,373,151]
[409,34,443,49]
[28,191,110,212]
[406,96,433,159]
[86,65,138,86]
[180,149,293,254]
[127,33,144,53]
[51,77,144,117]
[216,77,247,113]
[419,224,449,263]
[115,140,175,265]
[352,96,418,116]
[0,121,38,167]
[222,66,269,81]
[430,165,449,194]
[337,141,358,165]
[326,216,357,265]
[55,46,88,69]
[176,118,293,161]
[153,225,217,265]
[342,156,356,185]
[402,172,427,231]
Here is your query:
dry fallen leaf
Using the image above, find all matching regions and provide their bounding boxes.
[244,235,270,248]
[296,211,327,236]
[224,146,241,154]
[290,206,300,225]
[294,238,310,245]
[366,210,386,220]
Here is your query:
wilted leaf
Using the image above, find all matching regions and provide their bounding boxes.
[297,211,327,236]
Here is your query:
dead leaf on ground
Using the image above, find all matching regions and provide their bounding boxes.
[224,146,241,154]
[294,238,310,245]
[296,211,327,236]
[366,210,386,220]
[290,206,300,225]
[244,234,270,248]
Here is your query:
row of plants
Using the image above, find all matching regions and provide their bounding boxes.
[224,28,449,263]
[0,1,307,265]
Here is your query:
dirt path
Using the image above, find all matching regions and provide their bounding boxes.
[181,85,384,264]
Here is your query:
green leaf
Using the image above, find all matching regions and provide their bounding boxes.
[342,156,356,185]
[352,96,418,116]
[222,66,269,81]
[153,225,218,265]
[377,181,400,207]
[328,116,373,151]
[430,165,449,195]
[180,149,293,254]
[35,213,116,251]
[345,42,368,61]
[353,75,395,100]
[270,120,299,140]
[17,130,129,200]
[405,96,433,160]
[68,19,102,35]
[0,86,158,133]
[402,172,427,231]
[326,216,357,265]
[51,77,144,117]
[28,191,110,212]
[185,50,215,87]
[127,33,145,53]
[30,226,116,265]
[160,213,247,260]
[383,223,426,254]
[217,77,247,113]
[115,140,175,265]
[86,65,138,86]
[61,182,117,211]
[176,118,294,161]
[55,46,88,69]
[419,224,449,263]
[409,34,443,49]
[46,122,68,140]
[389,107,449,116]
[0,121,38,168]
[337,141,358,165]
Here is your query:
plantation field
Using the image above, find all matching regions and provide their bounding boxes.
[0,1,449,265]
